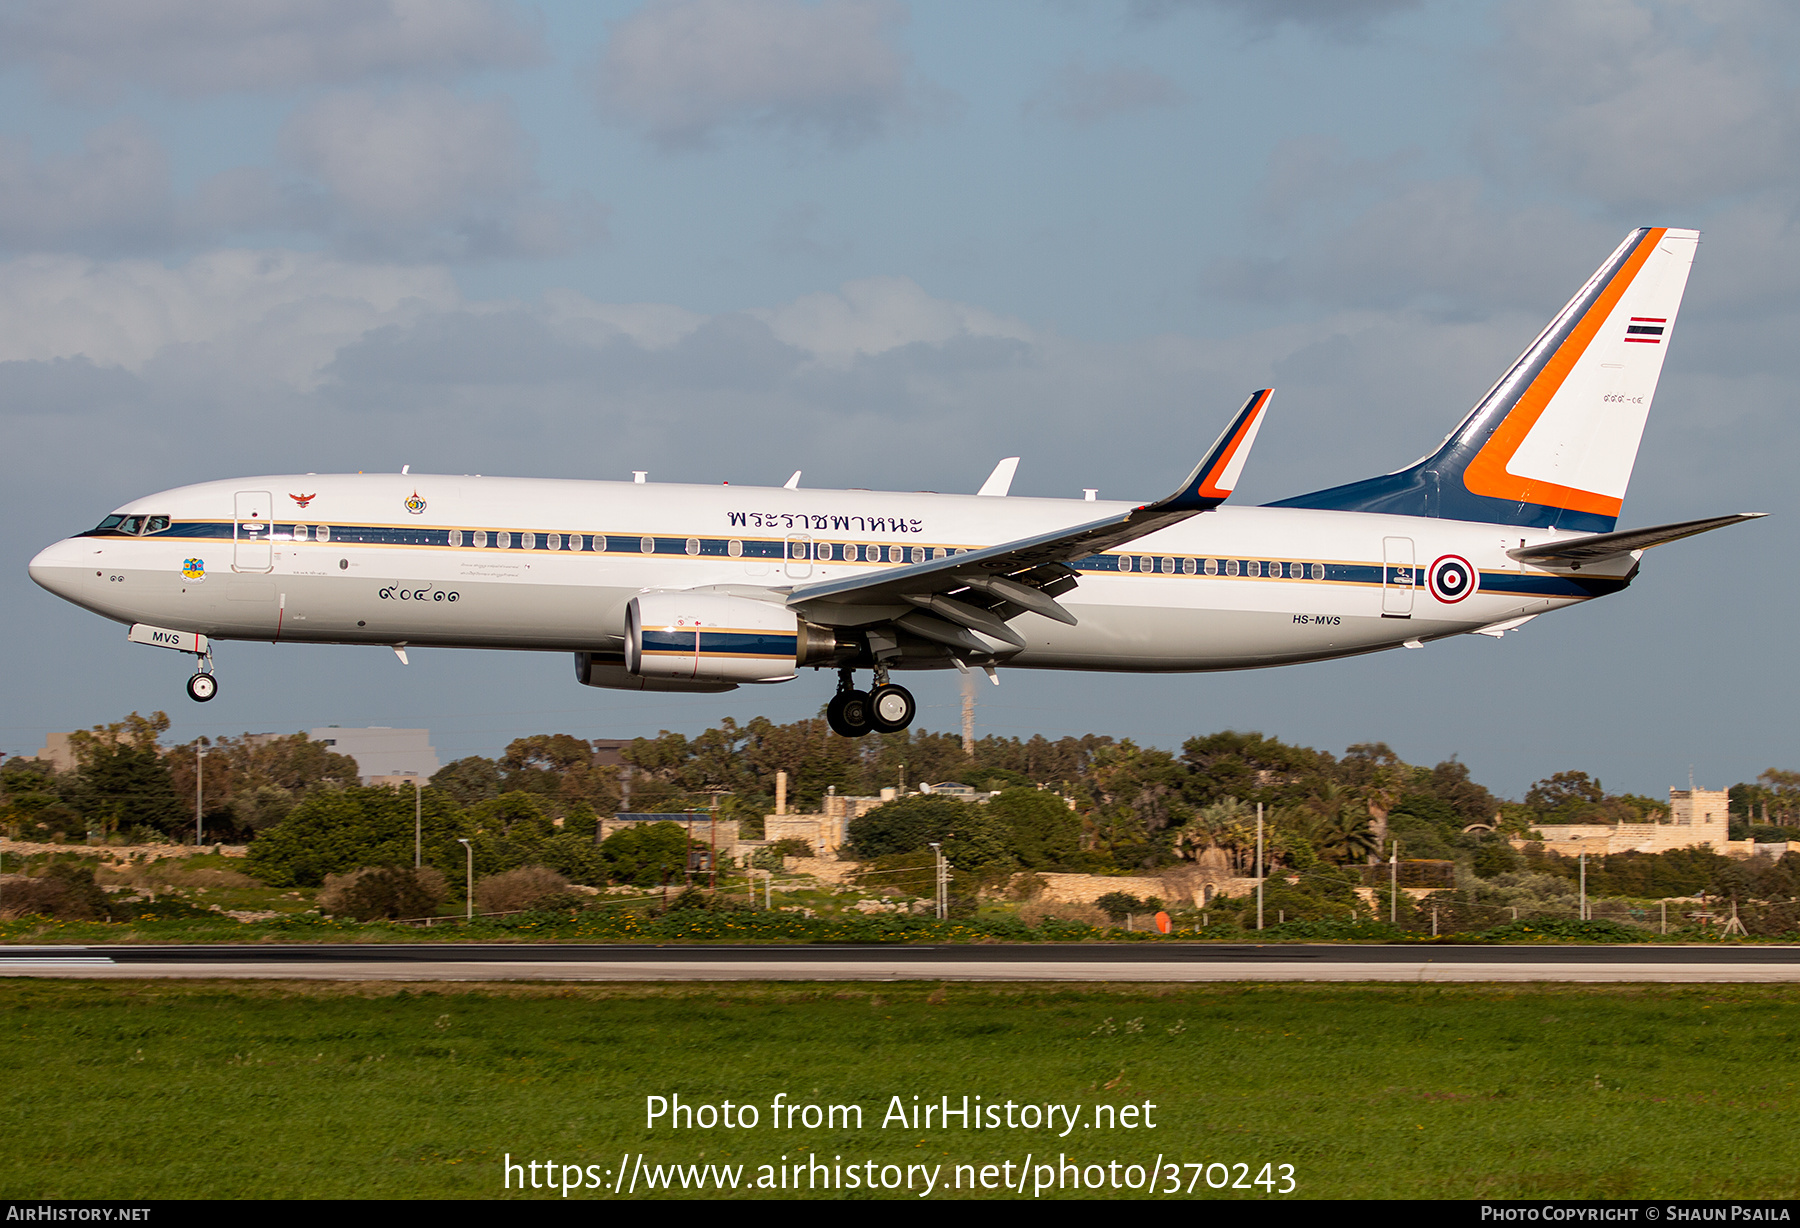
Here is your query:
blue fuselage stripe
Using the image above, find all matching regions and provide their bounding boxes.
[78,522,1620,600]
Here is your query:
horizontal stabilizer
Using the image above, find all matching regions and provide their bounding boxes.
[1508,513,1765,566]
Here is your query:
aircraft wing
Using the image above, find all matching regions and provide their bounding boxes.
[1507,512,1765,566]
[785,390,1270,647]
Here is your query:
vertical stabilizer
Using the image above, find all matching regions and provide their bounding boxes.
[1270,227,1698,532]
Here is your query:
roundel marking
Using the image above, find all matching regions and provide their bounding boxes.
[1428,554,1477,604]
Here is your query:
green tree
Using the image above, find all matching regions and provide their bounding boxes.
[985,788,1082,869]
[599,822,695,887]
[432,756,502,806]
[247,787,468,887]
[848,796,971,859]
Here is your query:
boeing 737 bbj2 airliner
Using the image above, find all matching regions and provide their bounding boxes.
[30,228,1762,736]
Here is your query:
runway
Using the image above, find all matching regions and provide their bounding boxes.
[3,942,1799,982]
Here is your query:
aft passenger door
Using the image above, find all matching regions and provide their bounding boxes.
[234,491,273,572]
[1382,536,1414,616]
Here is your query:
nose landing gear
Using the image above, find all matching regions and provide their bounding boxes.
[825,667,915,737]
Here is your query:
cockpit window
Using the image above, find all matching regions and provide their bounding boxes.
[91,514,171,535]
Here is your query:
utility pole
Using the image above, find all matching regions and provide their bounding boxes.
[413,777,422,869]
[1390,839,1400,924]
[929,842,947,920]
[1255,802,1264,932]
[1579,852,1587,921]
[456,838,472,920]
[961,673,975,756]
[194,738,205,847]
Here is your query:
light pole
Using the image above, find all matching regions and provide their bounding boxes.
[413,778,422,869]
[1255,802,1264,931]
[456,838,472,920]
[1390,839,1401,924]
[928,842,946,920]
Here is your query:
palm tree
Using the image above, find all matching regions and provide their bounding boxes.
[1298,782,1379,864]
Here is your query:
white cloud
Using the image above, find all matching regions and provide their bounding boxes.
[0,249,458,386]
[1492,0,1800,210]
[0,0,542,99]
[539,289,707,351]
[1026,61,1185,126]
[749,276,1034,364]
[278,88,604,259]
[1128,0,1422,37]
[595,0,913,149]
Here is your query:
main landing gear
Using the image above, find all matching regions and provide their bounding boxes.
[826,667,915,737]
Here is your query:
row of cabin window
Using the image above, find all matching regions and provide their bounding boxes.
[275,527,971,562]
[1115,556,1328,580]
[267,528,1328,579]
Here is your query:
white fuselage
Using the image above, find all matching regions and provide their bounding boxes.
[28,473,1631,675]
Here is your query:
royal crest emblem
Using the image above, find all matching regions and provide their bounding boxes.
[289,493,316,508]
[181,558,205,581]
[404,490,427,515]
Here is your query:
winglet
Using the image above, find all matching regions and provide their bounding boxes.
[1153,389,1271,513]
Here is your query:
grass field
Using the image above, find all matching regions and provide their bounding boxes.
[2,979,1797,1200]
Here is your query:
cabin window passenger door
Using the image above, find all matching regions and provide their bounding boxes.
[785,534,813,579]
[234,491,274,572]
[1382,536,1414,616]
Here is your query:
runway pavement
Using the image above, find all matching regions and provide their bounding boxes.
[3,942,1799,982]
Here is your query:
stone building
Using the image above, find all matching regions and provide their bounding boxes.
[1521,786,1758,858]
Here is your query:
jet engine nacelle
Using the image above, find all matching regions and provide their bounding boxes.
[625,592,841,684]
[574,650,738,693]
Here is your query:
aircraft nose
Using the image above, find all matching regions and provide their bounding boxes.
[29,537,91,601]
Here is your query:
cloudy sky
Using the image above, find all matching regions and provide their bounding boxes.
[4,0,1794,799]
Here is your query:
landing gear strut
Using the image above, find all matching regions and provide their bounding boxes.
[825,667,914,737]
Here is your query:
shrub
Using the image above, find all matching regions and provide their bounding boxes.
[664,887,751,914]
[0,862,109,921]
[1481,917,1649,943]
[474,866,575,914]
[1095,891,1143,923]
[318,865,447,921]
